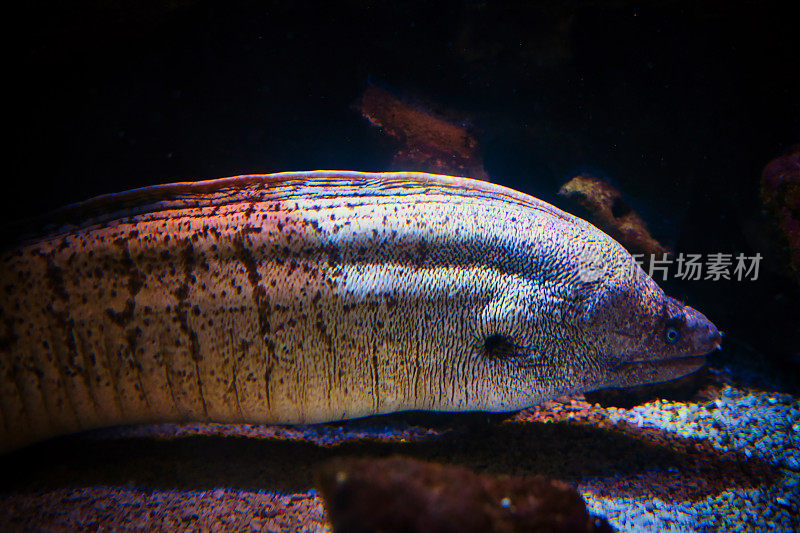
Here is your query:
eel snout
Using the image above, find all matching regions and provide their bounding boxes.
[683,305,722,356]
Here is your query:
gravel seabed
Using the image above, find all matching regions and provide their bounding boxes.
[576,383,800,532]
[1,367,798,532]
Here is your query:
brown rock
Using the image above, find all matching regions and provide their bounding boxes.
[559,174,670,261]
[357,86,487,180]
[317,456,613,533]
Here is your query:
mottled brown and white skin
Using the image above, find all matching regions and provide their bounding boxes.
[0,171,721,453]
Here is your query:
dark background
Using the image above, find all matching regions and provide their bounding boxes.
[8,0,799,387]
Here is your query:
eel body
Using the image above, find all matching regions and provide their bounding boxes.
[0,171,720,452]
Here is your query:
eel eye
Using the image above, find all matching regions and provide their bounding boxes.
[665,326,680,344]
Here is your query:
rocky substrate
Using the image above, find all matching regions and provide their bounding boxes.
[1,367,797,532]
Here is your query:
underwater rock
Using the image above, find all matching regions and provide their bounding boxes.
[357,86,488,179]
[317,456,613,533]
[760,146,800,285]
[559,174,670,260]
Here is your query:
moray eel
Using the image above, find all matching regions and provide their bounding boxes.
[0,171,721,453]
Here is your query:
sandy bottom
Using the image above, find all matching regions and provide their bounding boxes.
[1,367,798,532]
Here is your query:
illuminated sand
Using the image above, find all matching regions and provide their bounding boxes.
[1,368,797,532]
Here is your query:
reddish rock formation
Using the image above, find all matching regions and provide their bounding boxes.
[559,174,671,260]
[318,455,612,533]
[357,86,488,180]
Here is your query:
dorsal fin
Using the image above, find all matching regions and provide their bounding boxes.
[2,171,580,248]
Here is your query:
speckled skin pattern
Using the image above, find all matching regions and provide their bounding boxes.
[0,171,720,452]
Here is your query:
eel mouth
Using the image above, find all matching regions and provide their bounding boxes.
[611,354,708,388]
